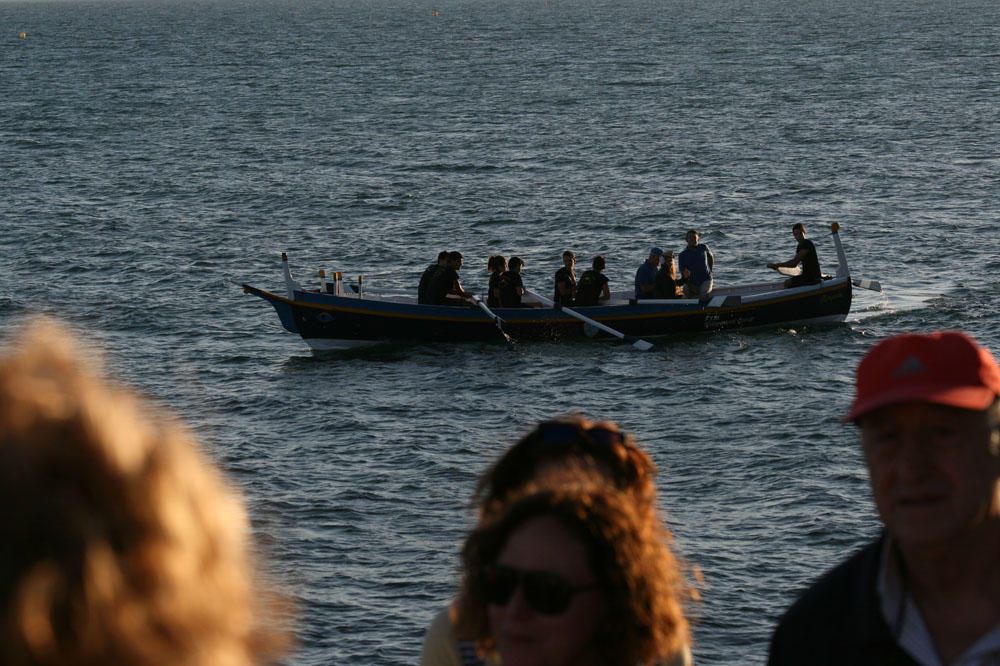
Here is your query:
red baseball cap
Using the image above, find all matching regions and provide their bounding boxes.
[845,331,1000,422]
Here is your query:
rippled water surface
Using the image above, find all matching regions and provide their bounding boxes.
[2,0,1000,663]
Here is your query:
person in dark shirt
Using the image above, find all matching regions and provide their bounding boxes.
[487,255,506,307]
[553,250,577,306]
[653,251,682,299]
[498,256,526,307]
[634,247,663,299]
[575,256,611,307]
[428,251,470,306]
[767,223,822,288]
[418,251,450,304]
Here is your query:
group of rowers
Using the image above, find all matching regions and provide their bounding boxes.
[416,223,822,308]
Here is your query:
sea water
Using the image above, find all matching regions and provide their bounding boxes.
[2,0,999,662]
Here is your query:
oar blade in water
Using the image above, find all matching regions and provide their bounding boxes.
[852,278,882,292]
[625,336,655,351]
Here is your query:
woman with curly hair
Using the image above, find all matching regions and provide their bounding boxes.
[0,319,290,666]
[420,417,692,666]
[456,476,691,666]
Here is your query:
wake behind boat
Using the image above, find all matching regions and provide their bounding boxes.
[244,224,863,351]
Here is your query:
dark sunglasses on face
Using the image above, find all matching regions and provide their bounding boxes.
[482,564,598,615]
[535,420,625,451]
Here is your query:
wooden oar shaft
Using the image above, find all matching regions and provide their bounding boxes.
[471,295,513,343]
[526,290,653,351]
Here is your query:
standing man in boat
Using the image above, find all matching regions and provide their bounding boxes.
[553,250,577,306]
[429,251,471,306]
[418,250,450,304]
[678,230,714,298]
[634,247,663,299]
[767,222,822,288]
[769,331,1000,665]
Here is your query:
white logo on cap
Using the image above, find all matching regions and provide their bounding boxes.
[893,355,927,378]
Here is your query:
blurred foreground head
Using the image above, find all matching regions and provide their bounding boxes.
[0,319,289,666]
[474,416,658,520]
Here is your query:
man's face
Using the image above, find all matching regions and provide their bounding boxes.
[686,232,697,248]
[793,227,804,242]
[648,253,660,266]
[563,254,575,269]
[452,257,463,270]
[861,401,1000,550]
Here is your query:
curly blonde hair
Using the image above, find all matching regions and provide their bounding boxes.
[456,471,691,666]
[0,319,289,665]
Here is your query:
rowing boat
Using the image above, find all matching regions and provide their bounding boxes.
[243,224,862,350]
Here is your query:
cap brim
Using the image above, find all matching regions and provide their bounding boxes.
[844,384,997,423]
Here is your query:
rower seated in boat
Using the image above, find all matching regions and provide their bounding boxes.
[634,247,662,300]
[498,257,530,308]
[654,251,683,299]
[487,255,506,307]
[428,251,472,305]
[575,256,611,306]
[418,251,450,304]
[767,223,822,289]
[553,250,577,306]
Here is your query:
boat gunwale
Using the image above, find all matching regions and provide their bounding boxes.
[243,277,851,325]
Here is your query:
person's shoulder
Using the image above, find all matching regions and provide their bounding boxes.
[780,539,880,618]
[770,539,884,661]
[420,606,462,666]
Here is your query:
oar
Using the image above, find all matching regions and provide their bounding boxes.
[852,278,882,292]
[526,289,654,351]
[470,294,513,343]
[770,265,800,277]
[771,265,882,292]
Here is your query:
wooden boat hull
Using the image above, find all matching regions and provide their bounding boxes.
[243,277,853,349]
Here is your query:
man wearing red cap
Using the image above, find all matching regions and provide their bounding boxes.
[769,331,1000,665]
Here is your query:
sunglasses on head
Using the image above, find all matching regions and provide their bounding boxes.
[535,420,625,451]
[482,564,598,615]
